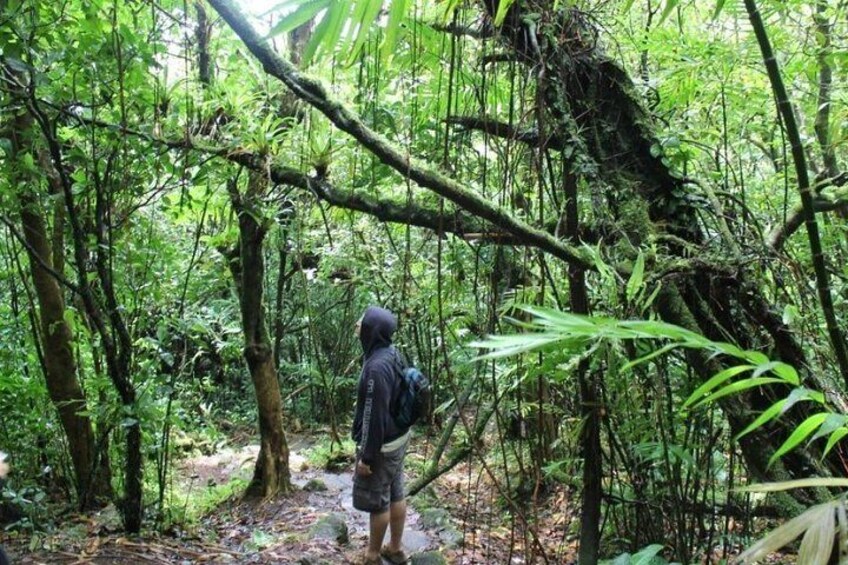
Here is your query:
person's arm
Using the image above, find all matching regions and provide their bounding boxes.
[0,452,8,479]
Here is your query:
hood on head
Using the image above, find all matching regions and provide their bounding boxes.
[360,306,397,356]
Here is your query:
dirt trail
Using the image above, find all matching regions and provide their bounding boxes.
[181,437,438,562]
[15,437,446,564]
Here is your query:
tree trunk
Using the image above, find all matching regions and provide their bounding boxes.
[226,171,292,498]
[564,169,602,564]
[7,102,112,510]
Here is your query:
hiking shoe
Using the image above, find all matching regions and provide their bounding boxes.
[381,546,409,564]
[352,552,382,565]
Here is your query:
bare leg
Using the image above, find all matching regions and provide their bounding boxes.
[368,509,390,559]
[388,499,407,552]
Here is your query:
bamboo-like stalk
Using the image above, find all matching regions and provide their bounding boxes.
[743,0,848,388]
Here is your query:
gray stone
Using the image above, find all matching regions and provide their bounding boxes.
[438,526,463,549]
[401,529,430,552]
[410,551,448,565]
[303,478,328,492]
[309,512,349,545]
[418,508,451,529]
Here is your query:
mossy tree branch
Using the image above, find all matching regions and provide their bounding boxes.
[206,0,592,271]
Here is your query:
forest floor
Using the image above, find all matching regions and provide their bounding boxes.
[5,431,581,564]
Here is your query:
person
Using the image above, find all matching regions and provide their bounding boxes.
[0,452,10,565]
[352,306,410,565]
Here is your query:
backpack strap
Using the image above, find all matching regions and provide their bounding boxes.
[388,346,407,415]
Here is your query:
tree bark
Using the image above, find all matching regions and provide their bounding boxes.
[225,171,292,498]
[564,169,601,564]
[5,78,112,511]
[24,93,143,532]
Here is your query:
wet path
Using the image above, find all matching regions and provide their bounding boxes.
[180,436,437,561]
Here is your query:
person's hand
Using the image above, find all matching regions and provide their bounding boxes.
[355,460,372,477]
[0,452,9,479]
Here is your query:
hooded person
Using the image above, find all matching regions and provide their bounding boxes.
[0,453,9,565]
[351,306,410,565]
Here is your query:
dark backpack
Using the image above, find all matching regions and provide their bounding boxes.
[392,365,431,429]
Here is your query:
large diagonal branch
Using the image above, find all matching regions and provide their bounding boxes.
[207,0,592,270]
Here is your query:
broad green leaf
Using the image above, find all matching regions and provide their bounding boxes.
[771,362,800,385]
[620,342,680,372]
[657,0,680,26]
[740,350,770,365]
[380,0,409,62]
[266,0,330,39]
[493,0,517,26]
[693,377,784,408]
[262,0,316,17]
[344,0,384,64]
[734,399,786,441]
[712,0,727,19]
[812,414,848,442]
[769,413,830,466]
[631,544,665,565]
[752,360,781,378]
[302,0,351,64]
[823,427,848,458]
[738,501,838,563]
[469,333,575,360]
[625,252,645,303]
[684,365,754,408]
[782,387,814,415]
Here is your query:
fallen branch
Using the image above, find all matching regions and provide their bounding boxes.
[407,401,496,497]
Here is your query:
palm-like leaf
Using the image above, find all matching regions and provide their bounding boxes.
[737,499,843,564]
[265,0,416,66]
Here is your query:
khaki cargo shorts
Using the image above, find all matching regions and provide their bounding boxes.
[352,443,407,513]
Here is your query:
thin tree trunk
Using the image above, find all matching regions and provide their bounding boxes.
[225,171,292,498]
[813,0,837,179]
[196,2,212,87]
[273,229,289,367]
[564,170,601,564]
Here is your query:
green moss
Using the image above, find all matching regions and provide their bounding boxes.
[304,438,356,471]
[162,476,248,530]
